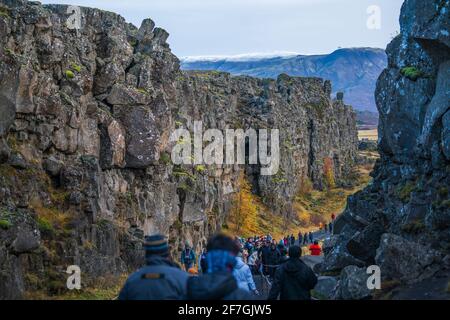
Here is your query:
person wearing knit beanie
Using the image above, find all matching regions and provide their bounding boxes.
[144,234,170,259]
[119,234,189,300]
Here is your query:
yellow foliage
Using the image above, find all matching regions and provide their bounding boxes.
[229,173,259,237]
[323,157,336,189]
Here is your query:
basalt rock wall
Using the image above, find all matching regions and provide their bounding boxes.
[0,0,357,298]
[319,0,450,299]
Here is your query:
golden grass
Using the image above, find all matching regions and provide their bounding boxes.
[358,129,378,141]
[24,274,127,300]
[225,164,373,241]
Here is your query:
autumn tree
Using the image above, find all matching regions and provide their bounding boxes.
[323,157,336,189]
[230,173,258,236]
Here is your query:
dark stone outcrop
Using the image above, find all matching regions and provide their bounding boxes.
[319,0,450,299]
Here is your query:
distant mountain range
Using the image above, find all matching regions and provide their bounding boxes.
[181,48,387,114]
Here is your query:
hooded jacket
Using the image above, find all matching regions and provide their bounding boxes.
[118,256,189,300]
[268,258,318,300]
[233,257,257,292]
[187,272,252,300]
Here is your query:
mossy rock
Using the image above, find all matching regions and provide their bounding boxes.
[65,70,75,79]
[159,152,171,165]
[396,181,417,203]
[0,6,10,18]
[0,219,12,230]
[401,220,426,234]
[70,63,82,73]
[37,217,55,236]
[400,66,424,81]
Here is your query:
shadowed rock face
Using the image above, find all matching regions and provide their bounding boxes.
[319,0,450,299]
[0,1,357,298]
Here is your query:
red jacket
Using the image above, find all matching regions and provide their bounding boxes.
[309,244,322,256]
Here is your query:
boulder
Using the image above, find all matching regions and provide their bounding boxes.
[335,265,372,300]
[316,236,365,273]
[11,226,40,254]
[8,152,27,169]
[106,84,151,106]
[43,156,64,177]
[375,233,443,284]
[115,106,161,169]
[99,120,126,169]
[346,222,384,263]
[313,276,338,300]
[137,18,155,41]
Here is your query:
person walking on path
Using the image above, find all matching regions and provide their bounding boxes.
[266,243,281,279]
[247,250,259,274]
[298,232,303,245]
[119,235,189,300]
[308,232,313,243]
[199,248,207,274]
[303,232,308,245]
[233,252,259,296]
[309,241,322,256]
[181,242,196,271]
[268,246,318,300]
[186,234,252,300]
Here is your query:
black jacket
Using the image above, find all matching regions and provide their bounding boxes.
[266,248,281,266]
[268,258,318,300]
[187,272,252,300]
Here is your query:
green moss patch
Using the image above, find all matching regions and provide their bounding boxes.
[396,181,417,203]
[65,70,75,79]
[0,219,12,230]
[400,67,424,81]
[70,63,82,73]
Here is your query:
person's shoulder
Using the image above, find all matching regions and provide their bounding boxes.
[124,266,152,282]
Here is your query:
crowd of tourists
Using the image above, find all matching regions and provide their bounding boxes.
[118,216,336,300]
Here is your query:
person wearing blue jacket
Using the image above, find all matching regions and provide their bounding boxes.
[233,252,259,296]
[181,241,196,271]
[119,235,189,300]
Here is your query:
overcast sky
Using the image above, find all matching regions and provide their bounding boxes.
[41,0,404,58]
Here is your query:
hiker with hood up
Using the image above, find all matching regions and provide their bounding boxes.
[268,245,318,300]
[186,233,252,300]
[233,251,259,296]
[118,235,189,300]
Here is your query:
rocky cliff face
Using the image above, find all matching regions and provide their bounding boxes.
[181,48,387,113]
[0,0,357,299]
[319,0,450,299]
